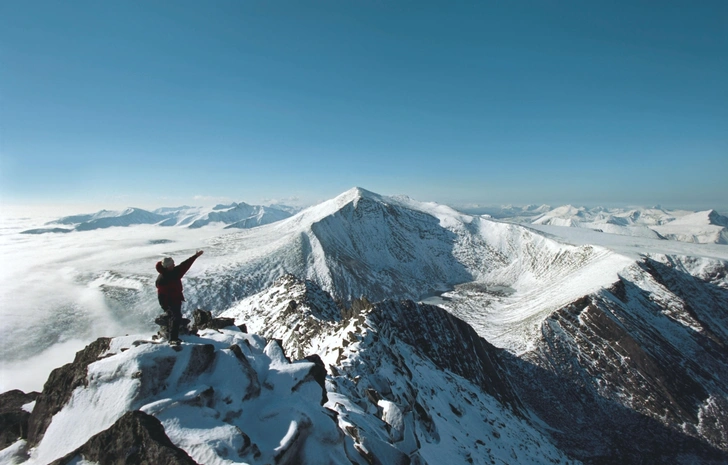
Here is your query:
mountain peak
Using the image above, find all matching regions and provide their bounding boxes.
[336,187,382,204]
[707,209,728,227]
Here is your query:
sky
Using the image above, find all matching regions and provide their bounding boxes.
[1,0,726,213]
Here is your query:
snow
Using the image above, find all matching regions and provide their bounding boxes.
[0,440,29,465]
[525,223,728,261]
[20,402,35,414]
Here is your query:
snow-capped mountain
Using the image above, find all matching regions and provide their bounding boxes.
[2,187,728,464]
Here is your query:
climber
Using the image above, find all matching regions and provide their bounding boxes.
[155,250,203,345]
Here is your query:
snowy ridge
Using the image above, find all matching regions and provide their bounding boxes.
[448,219,635,353]
[220,275,577,464]
[650,209,728,244]
[189,187,475,309]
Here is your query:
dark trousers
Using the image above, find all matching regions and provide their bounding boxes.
[166,302,182,341]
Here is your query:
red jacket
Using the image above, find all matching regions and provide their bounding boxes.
[155,254,199,308]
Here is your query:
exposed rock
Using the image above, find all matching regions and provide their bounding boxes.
[27,337,111,445]
[229,344,261,401]
[0,390,39,449]
[179,344,216,384]
[154,313,192,339]
[300,354,328,406]
[49,410,199,465]
[191,308,236,331]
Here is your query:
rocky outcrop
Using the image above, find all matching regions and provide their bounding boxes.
[301,354,328,406]
[0,390,39,449]
[191,308,236,331]
[27,337,111,445]
[49,410,199,465]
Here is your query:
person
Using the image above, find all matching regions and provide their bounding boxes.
[155,250,203,345]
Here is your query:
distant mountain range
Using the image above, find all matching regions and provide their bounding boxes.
[20,197,728,245]
[460,203,728,244]
[20,202,299,234]
[527,205,728,244]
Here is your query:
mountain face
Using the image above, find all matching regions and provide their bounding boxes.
[501,256,728,463]
[650,209,728,244]
[3,187,728,464]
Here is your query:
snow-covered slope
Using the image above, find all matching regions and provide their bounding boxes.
[650,210,728,244]
[457,204,552,221]
[186,187,475,309]
[220,275,579,465]
[185,202,293,229]
[185,188,635,331]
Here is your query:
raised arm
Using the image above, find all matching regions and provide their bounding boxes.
[176,250,203,277]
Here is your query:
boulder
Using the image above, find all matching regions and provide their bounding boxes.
[191,308,236,331]
[0,389,39,449]
[49,410,199,465]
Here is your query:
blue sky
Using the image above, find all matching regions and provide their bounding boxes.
[1,1,726,212]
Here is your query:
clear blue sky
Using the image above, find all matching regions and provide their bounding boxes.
[1,1,726,211]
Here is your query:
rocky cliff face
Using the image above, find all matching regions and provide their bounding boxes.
[4,264,727,464]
